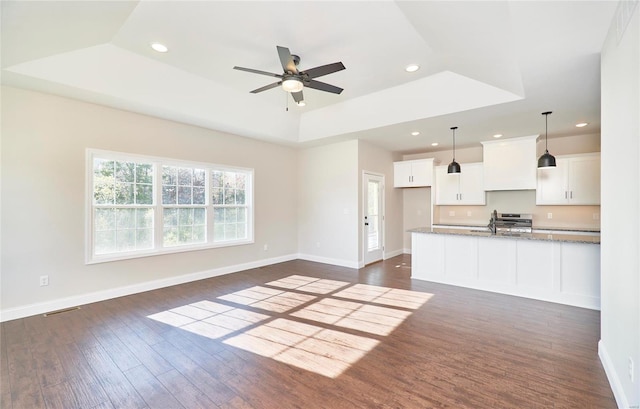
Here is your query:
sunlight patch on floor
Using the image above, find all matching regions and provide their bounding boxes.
[224,318,379,378]
[147,274,433,378]
[266,275,351,294]
[218,286,317,313]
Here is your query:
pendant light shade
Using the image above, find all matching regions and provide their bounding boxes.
[538,111,556,168]
[448,126,461,174]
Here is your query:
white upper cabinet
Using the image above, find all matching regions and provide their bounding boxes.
[536,153,600,205]
[435,162,486,205]
[481,135,538,191]
[393,159,436,187]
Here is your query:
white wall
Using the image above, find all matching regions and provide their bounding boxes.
[297,140,359,267]
[600,2,640,408]
[358,140,404,262]
[1,86,299,320]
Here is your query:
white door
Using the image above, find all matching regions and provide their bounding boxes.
[363,172,384,265]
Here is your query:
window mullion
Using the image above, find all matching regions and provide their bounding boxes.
[154,162,164,250]
[206,168,214,244]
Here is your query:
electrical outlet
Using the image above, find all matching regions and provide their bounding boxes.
[39,275,49,286]
[449,211,455,217]
[629,357,635,382]
[467,211,472,217]
[547,213,553,219]
[417,209,422,216]
[263,244,268,251]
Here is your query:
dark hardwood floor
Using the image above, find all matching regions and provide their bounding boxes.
[1,255,616,408]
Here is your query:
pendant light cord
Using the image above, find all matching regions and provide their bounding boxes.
[451,126,457,160]
[542,111,552,153]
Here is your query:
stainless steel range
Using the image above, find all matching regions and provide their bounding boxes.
[494,212,533,234]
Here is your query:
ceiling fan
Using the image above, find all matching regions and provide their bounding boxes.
[233,46,345,106]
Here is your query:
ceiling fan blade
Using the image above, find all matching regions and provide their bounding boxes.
[250,81,282,93]
[234,66,282,78]
[303,62,346,79]
[305,79,343,94]
[291,91,304,103]
[277,46,298,74]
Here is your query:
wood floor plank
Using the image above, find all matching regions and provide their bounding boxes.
[114,324,174,376]
[1,255,617,409]
[150,340,238,407]
[124,364,184,409]
[55,342,112,408]
[83,344,147,409]
[91,326,143,372]
[156,369,220,409]
[0,324,13,409]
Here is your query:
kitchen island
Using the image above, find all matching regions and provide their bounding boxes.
[410,227,600,309]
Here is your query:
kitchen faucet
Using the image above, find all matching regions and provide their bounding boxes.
[488,209,498,234]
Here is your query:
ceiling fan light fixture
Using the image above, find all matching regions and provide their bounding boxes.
[282,77,303,93]
[296,100,306,107]
[538,111,556,169]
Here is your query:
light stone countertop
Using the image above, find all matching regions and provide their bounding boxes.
[409,227,601,244]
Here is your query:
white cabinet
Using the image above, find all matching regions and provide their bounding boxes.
[434,162,486,205]
[481,135,538,191]
[536,153,600,205]
[393,159,436,187]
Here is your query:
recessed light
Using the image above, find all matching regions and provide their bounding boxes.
[405,64,420,73]
[493,134,503,138]
[575,122,588,127]
[431,142,439,147]
[411,131,420,136]
[151,42,168,53]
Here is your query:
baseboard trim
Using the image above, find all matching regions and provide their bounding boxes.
[403,247,411,254]
[0,253,298,322]
[297,253,360,269]
[384,248,404,259]
[599,339,630,409]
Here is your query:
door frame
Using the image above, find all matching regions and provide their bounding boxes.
[362,171,385,266]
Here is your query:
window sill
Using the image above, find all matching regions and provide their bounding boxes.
[86,239,254,265]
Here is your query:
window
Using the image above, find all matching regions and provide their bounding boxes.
[212,170,248,242]
[162,166,207,247]
[87,150,253,263]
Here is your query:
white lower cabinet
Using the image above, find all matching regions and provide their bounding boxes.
[434,162,486,205]
[411,232,600,309]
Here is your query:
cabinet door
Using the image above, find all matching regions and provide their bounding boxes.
[482,135,537,191]
[393,162,413,187]
[411,160,432,186]
[536,159,569,204]
[458,163,486,205]
[568,156,600,205]
[435,166,461,205]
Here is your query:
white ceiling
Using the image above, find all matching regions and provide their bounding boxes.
[1,1,617,153]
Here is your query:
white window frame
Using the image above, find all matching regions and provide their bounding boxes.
[86,149,254,264]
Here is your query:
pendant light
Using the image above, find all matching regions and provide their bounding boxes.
[537,111,556,168]
[447,126,461,174]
